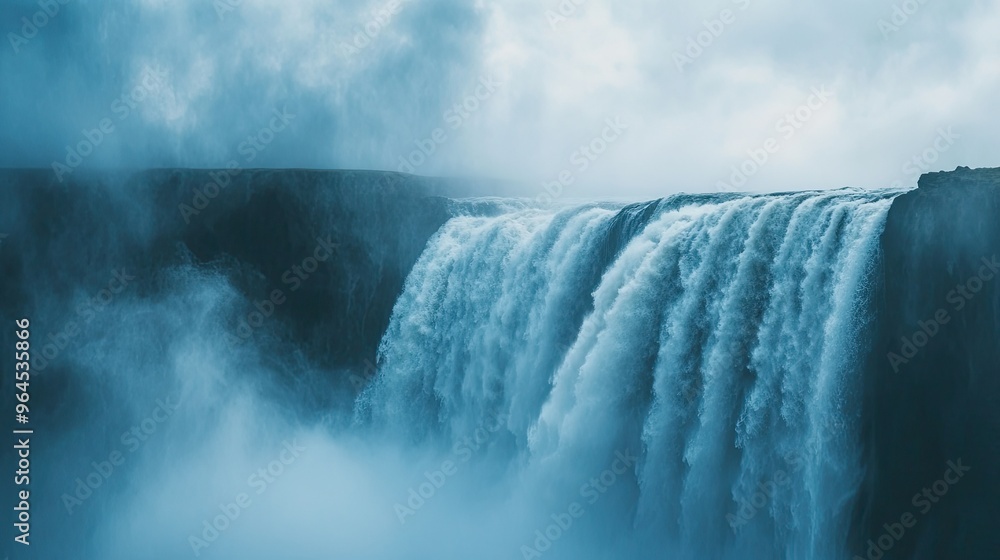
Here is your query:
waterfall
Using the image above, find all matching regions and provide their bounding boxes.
[358,189,902,559]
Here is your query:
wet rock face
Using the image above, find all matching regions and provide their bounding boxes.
[859,166,1000,560]
[0,168,454,406]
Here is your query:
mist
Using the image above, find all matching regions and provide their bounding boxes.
[3,0,999,196]
[2,2,999,559]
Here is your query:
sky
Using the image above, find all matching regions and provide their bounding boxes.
[0,0,997,197]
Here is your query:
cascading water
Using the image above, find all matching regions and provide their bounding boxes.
[356,189,904,559]
[7,168,997,560]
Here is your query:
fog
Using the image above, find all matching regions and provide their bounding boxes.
[2,0,998,197]
[2,3,998,556]
[21,261,644,560]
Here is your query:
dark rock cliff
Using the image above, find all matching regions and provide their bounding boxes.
[858,166,1000,559]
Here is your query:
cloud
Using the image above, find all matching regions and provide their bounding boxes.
[0,0,996,197]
